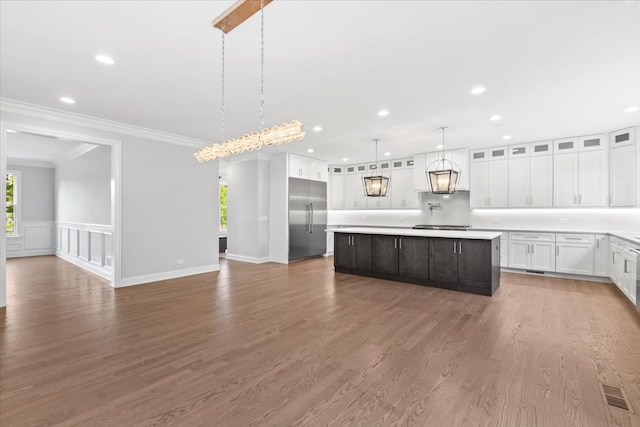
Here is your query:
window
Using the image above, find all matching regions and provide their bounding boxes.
[5,172,17,236]
[219,183,227,230]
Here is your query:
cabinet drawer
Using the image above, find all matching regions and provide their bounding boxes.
[509,232,555,242]
[556,234,594,244]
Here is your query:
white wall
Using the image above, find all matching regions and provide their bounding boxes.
[227,156,270,263]
[55,145,111,225]
[6,164,55,258]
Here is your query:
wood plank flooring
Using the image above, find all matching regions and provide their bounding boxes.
[1,255,639,426]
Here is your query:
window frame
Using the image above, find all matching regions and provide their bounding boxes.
[219,181,227,231]
[5,170,20,238]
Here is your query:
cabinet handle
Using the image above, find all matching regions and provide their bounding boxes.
[453,242,457,254]
[596,238,599,249]
[624,260,630,274]
[564,237,582,241]
[399,238,402,250]
[578,194,582,204]
[612,253,616,264]
[394,238,397,249]
[556,246,559,256]
[458,241,462,254]
[531,244,535,254]
[573,194,577,204]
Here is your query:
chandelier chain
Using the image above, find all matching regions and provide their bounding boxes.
[221,26,225,143]
[260,0,265,130]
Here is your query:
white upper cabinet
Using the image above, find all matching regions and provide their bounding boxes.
[344,164,367,209]
[413,153,427,191]
[508,141,553,208]
[413,149,468,192]
[390,159,420,209]
[329,166,345,210]
[469,146,508,208]
[609,127,637,207]
[288,154,328,182]
[553,134,607,207]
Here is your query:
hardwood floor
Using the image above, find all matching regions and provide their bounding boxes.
[1,255,639,426]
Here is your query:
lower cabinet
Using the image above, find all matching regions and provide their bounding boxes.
[555,234,594,276]
[335,233,500,296]
[334,233,372,271]
[508,233,556,272]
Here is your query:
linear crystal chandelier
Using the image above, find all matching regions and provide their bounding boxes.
[195,0,305,162]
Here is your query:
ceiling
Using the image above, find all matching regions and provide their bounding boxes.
[1,1,639,165]
[6,132,95,165]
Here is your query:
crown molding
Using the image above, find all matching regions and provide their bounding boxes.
[7,158,54,168]
[53,143,99,167]
[0,98,210,149]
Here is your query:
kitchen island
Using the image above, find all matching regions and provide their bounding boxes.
[333,227,502,296]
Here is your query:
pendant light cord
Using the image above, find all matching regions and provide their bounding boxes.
[221,25,225,143]
[260,0,265,131]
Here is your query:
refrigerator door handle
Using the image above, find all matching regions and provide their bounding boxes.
[310,202,314,233]
[306,203,310,234]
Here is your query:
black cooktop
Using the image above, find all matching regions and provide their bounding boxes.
[412,225,471,230]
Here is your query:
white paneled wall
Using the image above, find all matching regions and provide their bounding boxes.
[56,223,112,280]
[6,221,55,258]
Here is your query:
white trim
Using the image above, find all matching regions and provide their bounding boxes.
[56,250,111,280]
[1,125,6,307]
[53,143,98,167]
[501,268,613,283]
[1,98,208,148]
[119,264,220,287]
[56,222,112,233]
[7,249,55,258]
[225,253,272,264]
[7,159,54,168]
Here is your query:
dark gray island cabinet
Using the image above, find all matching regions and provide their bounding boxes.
[333,228,502,296]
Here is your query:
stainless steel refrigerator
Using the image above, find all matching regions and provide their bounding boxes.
[289,177,327,261]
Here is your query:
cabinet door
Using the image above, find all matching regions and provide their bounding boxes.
[458,240,491,288]
[609,145,636,207]
[578,150,607,207]
[553,153,579,207]
[508,157,530,207]
[469,161,488,208]
[344,173,366,209]
[401,169,420,209]
[413,154,428,191]
[508,241,530,269]
[529,155,553,207]
[398,236,429,279]
[610,246,622,287]
[452,148,469,190]
[556,243,594,275]
[329,173,345,209]
[487,159,508,207]
[366,195,391,210]
[389,169,405,209]
[353,234,373,271]
[594,235,609,277]
[429,238,458,284]
[624,254,637,303]
[530,242,556,272]
[289,155,309,178]
[334,234,354,269]
[372,235,398,274]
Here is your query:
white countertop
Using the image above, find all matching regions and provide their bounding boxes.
[331,227,502,240]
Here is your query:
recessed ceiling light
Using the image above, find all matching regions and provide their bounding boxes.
[307,148,315,153]
[625,105,639,113]
[377,110,389,117]
[6,129,17,133]
[342,158,348,162]
[60,97,76,104]
[95,54,114,65]
[383,152,390,156]
[436,145,443,149]
[470,86,486,95]
[312,126,322,132]
[502,135,512,140]
[489,115,502,121]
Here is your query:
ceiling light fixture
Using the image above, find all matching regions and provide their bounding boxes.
[502,135,512,140]
[489,115,502,121]
[377,110,389,117]
[195,0,304,162]
[470,86,486,95]
[363,139,390,197]
[307,148,314,153]
[342,158,348,162]
[312,126,323,131]
[6,129,17,133]
[95,55,114,65]
[625,105,639,113]
[384,152,390,156]
[60,97,76,104]
[426,127,460,194]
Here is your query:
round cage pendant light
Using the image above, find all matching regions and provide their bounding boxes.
[363,138,390,197]
[426,127,461,194]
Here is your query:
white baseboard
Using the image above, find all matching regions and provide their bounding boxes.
[225,253,272,264]
[7,248,55,258]
[56,250,111,280]
[119,264,220,288]
[501,268,613,284]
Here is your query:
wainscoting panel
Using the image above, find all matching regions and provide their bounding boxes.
[56,223,112,280]
[7,221,55,258]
